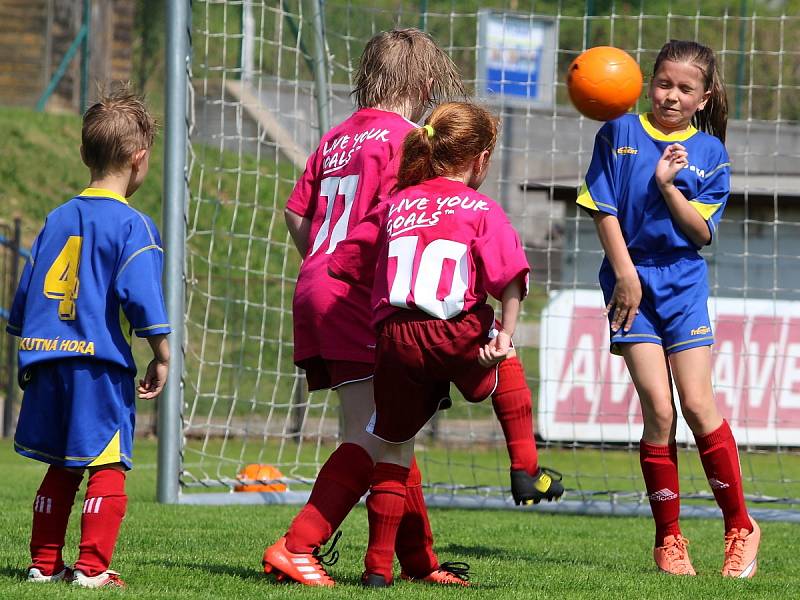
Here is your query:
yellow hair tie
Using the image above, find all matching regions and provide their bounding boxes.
[423,124,435,138]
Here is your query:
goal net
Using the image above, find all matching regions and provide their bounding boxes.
[174,0,800,519]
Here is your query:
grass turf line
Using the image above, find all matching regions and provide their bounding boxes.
[0,439,798,599]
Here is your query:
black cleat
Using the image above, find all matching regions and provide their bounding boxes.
[511,467,564,505]
[362,572,391,588]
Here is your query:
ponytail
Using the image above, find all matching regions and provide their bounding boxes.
[395,102,498,191]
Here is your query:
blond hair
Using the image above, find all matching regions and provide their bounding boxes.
[396,102,498,191]
[81,83,157,175]
[351,28,465,110]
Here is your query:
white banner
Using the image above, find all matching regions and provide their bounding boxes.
[538,290,800,446]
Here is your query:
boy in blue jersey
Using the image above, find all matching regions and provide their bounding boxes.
[579,41,759,578]
[6,85,170,588]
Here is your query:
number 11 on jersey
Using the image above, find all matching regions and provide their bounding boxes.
[310,175,360,256]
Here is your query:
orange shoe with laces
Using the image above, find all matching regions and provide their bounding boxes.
[400,561,471,586]
[722,517,760,578]
[262,534,339,587]
[654,535,696,575]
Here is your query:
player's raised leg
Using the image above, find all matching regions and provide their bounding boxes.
[492,354,564,505]
[622,343,695,575]
[670,347,759,578]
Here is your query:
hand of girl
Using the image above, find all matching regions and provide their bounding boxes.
[655,143,688,189]
[478,330,511,367]
[605,270,642,332]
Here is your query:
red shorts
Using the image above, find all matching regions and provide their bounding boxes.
[298,357,374,392]
[369,305,499,443]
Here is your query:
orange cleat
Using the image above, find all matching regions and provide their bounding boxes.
[722,517,760,578]
[262,535,337,587]
[654,534,696,575]
[400,561,471,586]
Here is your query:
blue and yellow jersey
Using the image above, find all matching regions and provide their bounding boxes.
[577,113,730,259]
[6,188,170,372]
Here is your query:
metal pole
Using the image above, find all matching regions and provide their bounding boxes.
[310,0,330,138]
[80,0,90,114]
[3,218,21,438]
[158,0,189,504]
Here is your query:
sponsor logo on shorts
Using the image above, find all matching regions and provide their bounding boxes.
[649,488,678,502]
[690,325,712,336]
[708,478,730,490]
[617,146,638,155]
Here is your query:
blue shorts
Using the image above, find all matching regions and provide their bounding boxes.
[14,359,136,469]
[599,252,714,356]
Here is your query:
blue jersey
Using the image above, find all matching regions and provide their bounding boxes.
[577,113,730,259]
[6,188,170,372]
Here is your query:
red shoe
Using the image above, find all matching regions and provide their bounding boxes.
[722,517,760,578]
[401,561,471,586]
[262,535,337,587]
[654,535,696,576]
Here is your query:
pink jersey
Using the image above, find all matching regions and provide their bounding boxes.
[330,177,530,328]
[287,108,416,365]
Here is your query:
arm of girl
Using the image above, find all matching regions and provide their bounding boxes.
[655,143,712,246]
[593,212,641,332]
[478,275,525,367]
[285,208,312,257]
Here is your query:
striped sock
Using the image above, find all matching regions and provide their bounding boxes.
[75,469,127,577]
[30,466,84,575]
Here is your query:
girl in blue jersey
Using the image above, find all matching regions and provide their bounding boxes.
[579,40,759,578]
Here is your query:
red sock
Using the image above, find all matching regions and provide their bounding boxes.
[30,466,84,575]
[395,456,438,577]
[365,462,409,582]
[75,469,127,577]
[285,442,374,553]
[492,357,538,475]
[694,420,751,532]
[640,441,681,546]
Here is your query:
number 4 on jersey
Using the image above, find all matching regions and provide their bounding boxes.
[43,236,82,320]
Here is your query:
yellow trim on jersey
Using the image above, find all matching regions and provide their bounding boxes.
[577,183,617,213]
[688,200,723,221]
[134,323,170,333]
[88,431,122,466]
[611,333,662,341]
[79,187,129,204]
[666,336,714,351]
[116,244,163,279]
[120,307,133,346]
[639,114,698,142]
[14,439,131,464]
[705,161,731,177]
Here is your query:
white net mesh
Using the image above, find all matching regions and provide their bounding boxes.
[181,0,799,516]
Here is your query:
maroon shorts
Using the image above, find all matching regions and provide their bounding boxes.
[369,304,499,443]
[298,357,374,392]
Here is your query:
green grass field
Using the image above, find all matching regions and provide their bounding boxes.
[1,439,798,599]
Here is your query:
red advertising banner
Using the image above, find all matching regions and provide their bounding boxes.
[538,290,800,445]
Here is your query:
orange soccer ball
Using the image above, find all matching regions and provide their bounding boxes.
[566,46,643,121]
[234,463,287,493]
